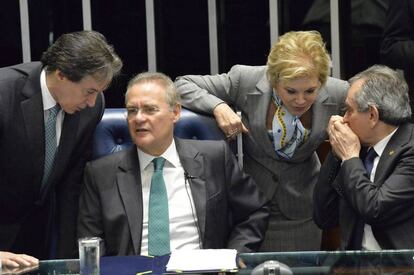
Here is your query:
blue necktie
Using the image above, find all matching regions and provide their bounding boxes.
[42,104,60,186]
[364,148,378,176]
[148,157,170,256]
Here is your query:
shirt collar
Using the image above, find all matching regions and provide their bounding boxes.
[372,127,398,157]
[137,139,181,171]
[40,68,57,111]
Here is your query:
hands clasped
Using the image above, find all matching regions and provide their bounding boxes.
[327,115,361,160]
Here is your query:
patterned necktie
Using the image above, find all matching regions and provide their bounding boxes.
[42,104,60,186]
[148,157,170,256]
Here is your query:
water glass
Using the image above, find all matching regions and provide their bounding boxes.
[78,237,101,275]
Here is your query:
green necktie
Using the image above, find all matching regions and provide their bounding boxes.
[148,157,170,256]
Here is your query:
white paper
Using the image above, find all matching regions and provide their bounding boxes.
[166,249,238,272]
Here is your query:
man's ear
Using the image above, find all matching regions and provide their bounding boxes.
[369,105,380,128]
[55,69,66,81]
[172,104,181,123]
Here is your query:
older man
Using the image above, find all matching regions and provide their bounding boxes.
[77,72,269,256]
[314,65,414,250]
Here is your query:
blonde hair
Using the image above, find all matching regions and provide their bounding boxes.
[266,30,330,87]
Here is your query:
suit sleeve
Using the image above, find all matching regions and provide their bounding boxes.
[313,151,342,229]
[56,93,105,257]
[77,161,105,240]
[222,141,270,252]
[380,0,414,73]
[174,65,245,114]
[339,147,414,227]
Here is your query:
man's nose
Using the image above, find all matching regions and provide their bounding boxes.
[295,93,306,104]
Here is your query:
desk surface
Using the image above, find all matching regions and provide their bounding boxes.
[5,249,414,275]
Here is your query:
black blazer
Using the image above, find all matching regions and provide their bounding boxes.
[0,62,104,259]
[313,123,414,249]
[77,138,269,255]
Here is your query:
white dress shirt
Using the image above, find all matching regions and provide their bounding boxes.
[138,139,200,255]
[362,128,398,250]
[40,68,64,144]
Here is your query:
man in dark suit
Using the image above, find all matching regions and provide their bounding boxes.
[0,30,122,262]
[77,72,269,256]
[314,65,414,250]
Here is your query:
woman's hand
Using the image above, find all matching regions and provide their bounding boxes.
[213,103,249,139]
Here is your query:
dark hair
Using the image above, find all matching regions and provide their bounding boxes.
[41,30,122,83]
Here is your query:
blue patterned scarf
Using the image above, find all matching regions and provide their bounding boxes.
[269,92,310,159]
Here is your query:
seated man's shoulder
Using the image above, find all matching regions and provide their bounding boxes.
[401,122,414,146]
[88,148,131,170]
[179,138,227,154]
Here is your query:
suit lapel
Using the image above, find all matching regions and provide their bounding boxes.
[374,123,413,184]
[52,113,80,178]
[20,66,45,193]
[245,75,277,159]
[175,138,207,244]
[116,147,143,255]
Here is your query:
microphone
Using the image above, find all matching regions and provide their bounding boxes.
[184,172,197,180]
[251,260,293,275]
[183,170,202,248]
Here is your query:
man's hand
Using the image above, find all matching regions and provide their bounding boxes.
[213,103,249,139]
[328,115,361,160]
[0,251,39,268]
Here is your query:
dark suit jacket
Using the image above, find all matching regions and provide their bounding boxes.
[313,122,414,249]
[77,138,269,255]
[380,0,414,110]
[0,62,104,259]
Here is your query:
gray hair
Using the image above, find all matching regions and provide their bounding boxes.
[125,72,181,110]
[349,65,411,125]
[41,30,122,83]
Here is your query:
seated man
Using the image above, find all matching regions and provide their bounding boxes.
[77,72,269,256]
[314,65,414,250]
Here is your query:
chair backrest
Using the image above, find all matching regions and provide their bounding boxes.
[91,108,226,160]
[91,108,132,160]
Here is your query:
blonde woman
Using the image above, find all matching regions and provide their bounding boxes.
[175,31,348,251]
